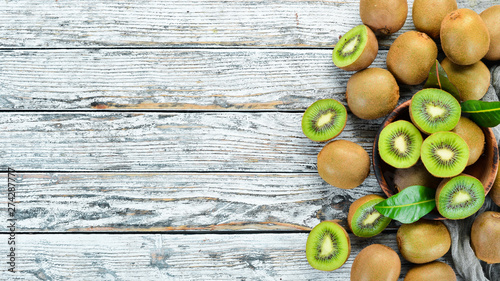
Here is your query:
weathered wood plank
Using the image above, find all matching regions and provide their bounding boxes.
[0,0,494,48]
[0,112,382,172]
[0,49,393,110]
[0,172,385,232]
[0,233,461,280]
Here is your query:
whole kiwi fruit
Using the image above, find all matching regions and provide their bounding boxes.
[346,68,399,120]
[412,0,457,40]
[359,0,408,36]
[451,117,485,166]
[404,261,457,281]
[386,31,438,85]
[397,220,451,264]
[393,161,441,192]
[480,5,500,61]
[441,57,491,101]
[490,168,500,207]
[350,244,401,281]
[470,211,500,264]
[440,8,490,65]
[317,140,370,189]
[306,220,351,271]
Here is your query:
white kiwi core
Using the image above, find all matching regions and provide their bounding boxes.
[436,148,454,161]
[453,190,471,204]
[319,235,335,258]
[394,135,408,153]
[363,212,381,226]
[316,112,334,128]
[426,104,446,118]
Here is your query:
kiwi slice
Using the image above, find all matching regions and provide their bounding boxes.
[421,132,469,178]
[410,88,461,134]
[436,174,485,220]
[332,25,378,71]
[348,194,391,237]
[378,120,423,169]
[306,221,351,271]
[301,99,347,142]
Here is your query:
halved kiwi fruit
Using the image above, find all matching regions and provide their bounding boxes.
[421,131,469,178]
[378,120,423,169]
[332,25,378,71]
[306,220,351,271]
[436,174,485,220]
[410,88,461,134]
[302,99,347,142]
[347,194,391,237]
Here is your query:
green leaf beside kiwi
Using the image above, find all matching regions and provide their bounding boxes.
[461,100,500,127]
[374,185,436,224]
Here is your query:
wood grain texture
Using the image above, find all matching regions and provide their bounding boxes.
[0,172,386,232]
[0,233,461,280]
[0,112,382,172]
[0,0,495,48]
[0,49,394,110]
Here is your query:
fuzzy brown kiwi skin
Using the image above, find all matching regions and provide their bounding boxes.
[350,244,401,281]
[397,220,451,264]
[347,194,384,233]
[345,68,399,120]
[393,162,441,192]
[412,0,458,40]
[386,31,438,85]
[317,140,370,189]
[441,8,490,66]
[480,5,500,61]
[470,211,500,264]
[337,26,378,71]
[404,261,457,281]
[359,0,408,36]
[490,168,500,207]
[441,58,491,101]
[451,117,485,166]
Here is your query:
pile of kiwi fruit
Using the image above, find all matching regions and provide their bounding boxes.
[301,0,500,279]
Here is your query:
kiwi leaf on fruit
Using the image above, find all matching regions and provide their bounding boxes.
[350,244,401,281]
[306,221,351,271]
[378,120,423,169]
[332,25,378,71]
[317,140,370,189]
[347,194,391,238]
[301,99,347,142]
[440,8,490,66]
[410,88,461,134]
[421,132,469,178]
[436,174,485,220]
[397,220,451,264]
[346,68,399,120]
[470,211,500,264]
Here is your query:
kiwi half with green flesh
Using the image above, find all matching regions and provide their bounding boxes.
[348,194,391,237]
[317,140,370,189]
[346,68,400,120]
[441,57,491,101]
[393,161,441,192]
[306,221,351,271]
[409,88,461,134]
[386,31,438,85]
[412,0,458,40]
[404,261,457,281]
[436,174,485,220]
[302,99,347,142]
[350,244,401,281]
[470,211,500,264]
[451,116,485,166]
[421,132,469,178]
[480,5,500,61]
[440,8,490,65]
[332,25,378,71]
[359,0,408,36]
[378,120,423,169]
[397,220,451,264]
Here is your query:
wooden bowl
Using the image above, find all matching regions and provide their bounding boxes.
[372,100,499,220]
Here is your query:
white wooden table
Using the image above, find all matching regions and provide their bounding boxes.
[0,1,498,280]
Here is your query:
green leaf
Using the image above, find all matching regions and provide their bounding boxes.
[424,60,460,101]
[461,100,500,127]
[374,185,436,224]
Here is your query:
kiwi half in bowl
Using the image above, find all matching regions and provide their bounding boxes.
[436,174,485,220]
[378,120,423,169]
[332,25,378,71]
[373,100,499,220]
